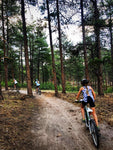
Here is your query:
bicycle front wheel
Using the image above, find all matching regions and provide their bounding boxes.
[90,119,99,148]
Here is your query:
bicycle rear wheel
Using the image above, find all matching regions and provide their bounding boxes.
[38,90,41,95]
[16,86,20,93]
[90,119,99,148]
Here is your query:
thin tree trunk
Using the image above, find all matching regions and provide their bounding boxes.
[91,0,103,95]
[6,14,9,57]
[0,57,4,100]
[21,0,32,96]
[19,50,21,83]
[11,61,14,79]
[29,38,33,86]
[31,37,34,84]
[46,0,58,96]
[42,62,44,83]
[0,78,3,100]
[109,10,113,90]
[1,0,8,90]
[21,45,24,85]
[37,50,40,81]
[80,0,89,80]
[56,0,66,93]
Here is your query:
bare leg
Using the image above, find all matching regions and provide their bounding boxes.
[81,105,85,120]
[14,84,15,89]
[91,107,98,126]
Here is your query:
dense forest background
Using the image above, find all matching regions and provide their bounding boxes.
[0,0,113,97]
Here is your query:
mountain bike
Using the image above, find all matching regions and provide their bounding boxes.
[75,99,100,148]
[9,84,20,93]
[16,84,20,93]
[36,86,41,95]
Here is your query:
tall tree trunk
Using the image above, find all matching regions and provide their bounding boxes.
[19,50,21,83]
[42,62,44,83]
[1,0,8,90]
[29,38,33,86]
[80,0,89,80]
[21,0,32,96]
[11,61,14,79]
[109,8,113,90]
[6,0,9,57]
[56,0,66,93]
[37,50,40,81]
[91,0,103,95]
[0,56,4,100]
[31,37,34,85]
[20,45,24,85]
[46,0,58,96]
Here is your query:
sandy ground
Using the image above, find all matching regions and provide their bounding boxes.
[27,92,113,150]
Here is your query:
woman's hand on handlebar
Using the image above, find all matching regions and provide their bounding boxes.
[75,99,83,103]
[75,99,79,103]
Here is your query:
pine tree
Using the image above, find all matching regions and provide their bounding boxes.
[46,0,58,96]
[21,0,33,96]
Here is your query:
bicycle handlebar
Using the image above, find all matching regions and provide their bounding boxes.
[75,99,83,103]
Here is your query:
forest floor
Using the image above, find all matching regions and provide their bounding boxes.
[0,90,113,150]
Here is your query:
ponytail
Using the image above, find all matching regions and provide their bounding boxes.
[86,86,89,95]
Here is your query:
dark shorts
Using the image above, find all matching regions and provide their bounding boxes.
[82,96,95,107]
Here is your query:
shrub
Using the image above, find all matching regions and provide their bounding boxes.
[65,81,78,92]
[105,87,113,93]
[40,82,55,90]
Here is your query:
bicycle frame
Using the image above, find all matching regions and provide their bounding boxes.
[84,105,93,127]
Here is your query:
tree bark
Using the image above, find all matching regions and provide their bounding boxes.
[20,45,24,85]
[0,57,4,100]
[80,0,89,80]
[29,37,33,86]
[46,0,58,96]
[37,50,40,81]
[1,0,8,90]
[21,0,32,96]
[109,8,113,90]
[56,0,66,93]
[91,0,103,95]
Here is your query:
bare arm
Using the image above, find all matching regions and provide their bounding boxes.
[91,87,96,99]
[76,87,83,100]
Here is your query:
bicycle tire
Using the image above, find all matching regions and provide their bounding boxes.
[16,87,20,93]
[39,90,41,95]
[36,89,41,95]
[90,119,99,148]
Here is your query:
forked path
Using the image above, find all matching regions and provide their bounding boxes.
[20,91,113,150]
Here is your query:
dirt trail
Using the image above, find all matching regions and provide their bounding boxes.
[28,93,113,150]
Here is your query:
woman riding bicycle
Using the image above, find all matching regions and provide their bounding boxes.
[76,79,99,129]
[35,79,40,93]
